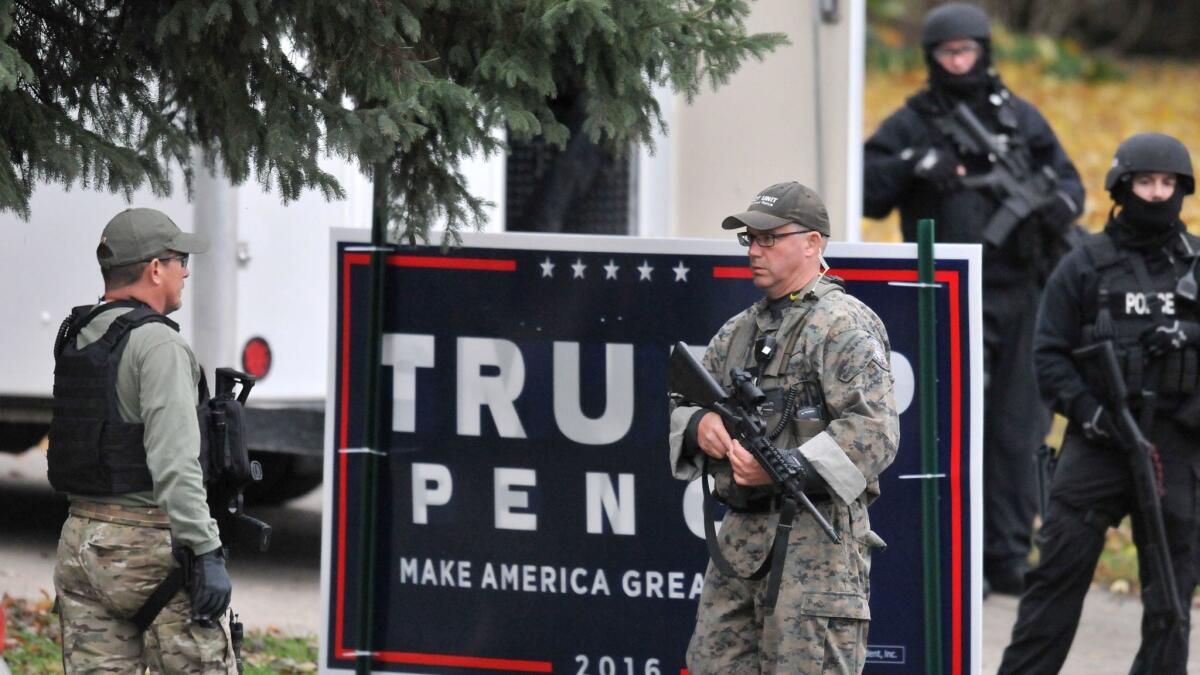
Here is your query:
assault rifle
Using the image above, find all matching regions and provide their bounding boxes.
[204,367,272,553]
[934,101,1061,247]
[668,342,839,543]
[203,368,270,672]
[1072,342,1186,627]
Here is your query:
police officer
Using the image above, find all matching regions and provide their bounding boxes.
[999,133,1199,674]
[50,208,235,672]
[863,2,1085,594]
[669,182,899,673]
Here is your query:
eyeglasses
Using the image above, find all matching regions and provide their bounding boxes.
[156,254,189,269]
[737,230,813,248]
[933,40,981,61]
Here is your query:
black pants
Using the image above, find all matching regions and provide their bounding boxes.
[983,281,1048,576]
[998,421,1200,674]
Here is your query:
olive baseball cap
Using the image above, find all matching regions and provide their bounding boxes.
[96,208,209,268]
[721,181,831,236]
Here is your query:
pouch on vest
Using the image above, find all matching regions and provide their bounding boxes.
[199,368,259,487]
[1082,232,1200,399]
[198,367,271,552]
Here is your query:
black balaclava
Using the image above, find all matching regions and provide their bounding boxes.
[925,41,993,100]
[1106,183,1186,251]
[921,3,994,102]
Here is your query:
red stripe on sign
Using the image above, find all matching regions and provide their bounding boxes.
[712,266,750,278]
[365,651,553,672]
[712,267,924,282]
[335,252,368,655]
[945,269,964,674]
[388,255,516,271]
[831,268,918,282]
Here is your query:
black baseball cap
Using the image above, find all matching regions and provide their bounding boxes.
[721,181,831,236]
[97,208,209,269]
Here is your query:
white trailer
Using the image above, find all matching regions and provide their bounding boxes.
[0,0,864,502]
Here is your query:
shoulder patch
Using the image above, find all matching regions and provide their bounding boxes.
[834,330,892,383]
[868,336,890,371]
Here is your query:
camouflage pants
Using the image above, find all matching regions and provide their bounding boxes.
[686,502,874,674]
[54,513,235,674]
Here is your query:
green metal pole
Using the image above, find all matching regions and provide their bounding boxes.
[355,159,390,674]
[918,218,944,675]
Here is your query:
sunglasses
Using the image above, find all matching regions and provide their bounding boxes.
[155,254,189,269]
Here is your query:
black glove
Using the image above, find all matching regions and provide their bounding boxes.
[1141,320,1200,356]
[1073,396,1119,443]
[188,549,232,622]
[905,147,961,191]
[1081,406,1118,443]
[1071,393,1118,442]
[1038,191,1079,234]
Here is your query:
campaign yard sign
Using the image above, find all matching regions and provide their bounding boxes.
[320,231,983,674]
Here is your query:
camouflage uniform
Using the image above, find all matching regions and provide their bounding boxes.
[52,303,232,673]
[669,274,899,674]
[55,503,235,674]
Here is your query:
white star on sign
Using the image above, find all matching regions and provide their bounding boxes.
[572,257,587,279]
[673,261,690,282]
[637,260,654,281]
[539,256,555,278]
[603,259,620,280]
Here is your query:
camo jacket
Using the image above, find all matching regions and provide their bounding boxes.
[668,274,899,619]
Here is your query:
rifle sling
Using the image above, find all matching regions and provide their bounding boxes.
[131,566,184,632]
[701,456,799,615]
[762,498,798,616]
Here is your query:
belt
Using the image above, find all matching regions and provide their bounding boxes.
[70,501,172,529]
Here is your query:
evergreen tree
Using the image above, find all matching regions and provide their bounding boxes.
[0,0,784,239]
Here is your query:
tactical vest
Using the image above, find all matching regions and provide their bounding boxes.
[711,277,844,509]
[47,301,177,495]
[1082,233,1200,398]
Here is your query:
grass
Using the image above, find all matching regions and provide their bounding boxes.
[2,594,61,674]
[1,594,318,673]
[241,629,319,674]
[1094,519,1140,595]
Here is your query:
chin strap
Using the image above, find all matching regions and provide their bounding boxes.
[807,255,831,296]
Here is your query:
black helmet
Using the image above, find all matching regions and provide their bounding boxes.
[922,3,991,47]
[1105,133,1195,196]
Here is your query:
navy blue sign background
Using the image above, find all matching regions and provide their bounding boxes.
[323,234,980,674]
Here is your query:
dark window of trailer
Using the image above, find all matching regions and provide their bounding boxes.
[505,87,633,234]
